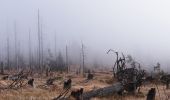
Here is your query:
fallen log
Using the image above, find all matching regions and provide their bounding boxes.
[53,82,123,100]
[82,82,123,100]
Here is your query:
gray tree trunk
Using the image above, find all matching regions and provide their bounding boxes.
[82,82,123,100]
[53,82,123,100]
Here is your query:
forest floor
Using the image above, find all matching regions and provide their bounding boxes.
[0,71,169,100]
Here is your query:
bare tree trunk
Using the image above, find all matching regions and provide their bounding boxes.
[54,32,57,60]
[1,62,4,74]
[46,68,49,77]
[37,9,41,72]
[81,43,85,75]
[79,52,82,74]
[82,82,123,99]
[14,22,18,71]
[17,41,21,69]
[53,82,123,100]
[66,45,69,73]
[40,22,44,72]
[28,29,32,70]
[6,34,10,70]
[37,9,44,74]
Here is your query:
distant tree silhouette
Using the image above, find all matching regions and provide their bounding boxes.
[48,51,66,71]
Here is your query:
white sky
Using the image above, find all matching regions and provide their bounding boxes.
[0,0,170,70]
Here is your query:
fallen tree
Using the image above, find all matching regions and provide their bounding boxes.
[53,82,123,100]
[82,82,123,100]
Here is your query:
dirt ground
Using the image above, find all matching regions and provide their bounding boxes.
[0,72,169,100]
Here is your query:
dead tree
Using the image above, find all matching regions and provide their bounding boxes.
[66,45,69,73]
[0,62,4,74]
[54,32,57,60]
[38,9,41,70]
[107,50,145,93]
[45,66,50,77]
[54,87,70,100]
[53,82,123,100]
[53,79,72,100]
[28,29,32,70]
[17,42,24,70]
[160,74,170,89]
[81,43,85,75]
[14,22,19,71]
[87,71,93,80]
[107,49,118,77]
[28,78,34,87]
[6,34,10,70]
[37,9,43,72]
[40,20,44,72]
[2,76,9,80]
[70,88,83,100]
[79,52,82,75]
[154,62,160,73]
[54,66,145,100]
[107,50,126,78]
[82,83,123,99]
[8,70,29,89]
[63,79,72,89]
[147,88,156,100]
[46,77,56,85]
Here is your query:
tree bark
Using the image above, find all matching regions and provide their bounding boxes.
[53,82,123,100]
[1,62,4,74]
[82,82,123,100]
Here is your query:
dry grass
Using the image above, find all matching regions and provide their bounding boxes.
[0,72,169,100]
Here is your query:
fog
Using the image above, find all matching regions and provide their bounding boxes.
[0,0,170,71]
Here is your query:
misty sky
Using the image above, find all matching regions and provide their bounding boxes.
[0,0,170,71]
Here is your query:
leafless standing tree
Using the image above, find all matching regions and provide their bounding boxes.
[37,9,41,71]
[81,43,85,75]
[1,62,4,74]
[6,30,10,70]
[28,29,32,70]
[66,45,69,73]
[54,32,57,60]
[14,22,19,71]
[79,52,82,74]
[40,21,44,71]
